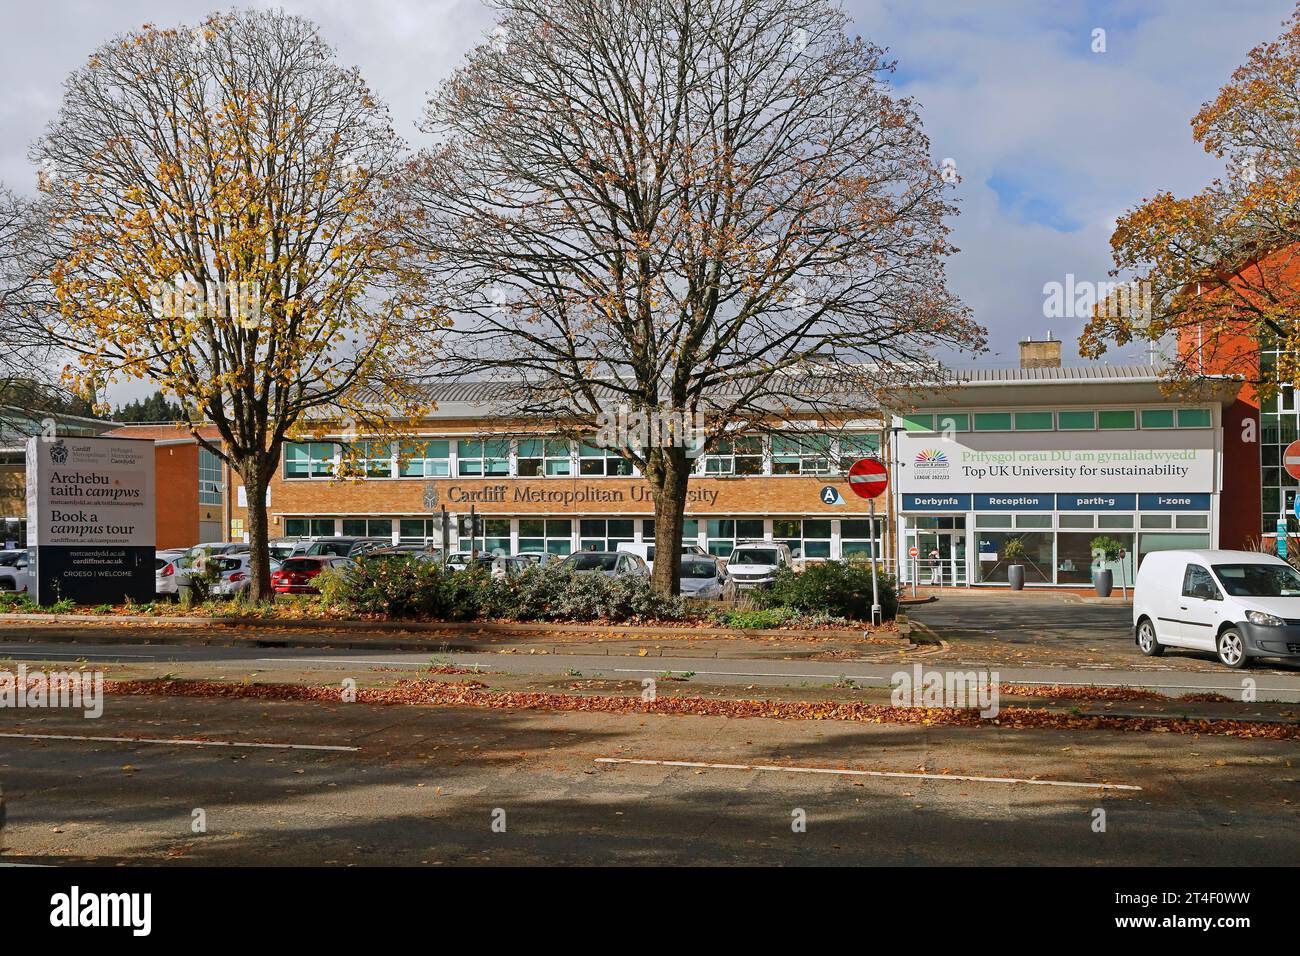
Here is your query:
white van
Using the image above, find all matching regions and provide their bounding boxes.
[1133,549,1300,669]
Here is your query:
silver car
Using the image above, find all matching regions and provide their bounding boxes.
[560,551,650,578]
[678,556,736,600]
[208,553,283,598]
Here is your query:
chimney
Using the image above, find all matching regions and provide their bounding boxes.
[1019,332,1061,369]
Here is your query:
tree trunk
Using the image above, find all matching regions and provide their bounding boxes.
[648,446,691,597]
[241,460,274,604]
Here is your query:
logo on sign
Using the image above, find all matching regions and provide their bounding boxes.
[913,448,949,476]
[49,440,68,465]
[820,486,844,506]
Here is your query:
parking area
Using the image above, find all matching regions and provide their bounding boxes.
[908,590,1300,674]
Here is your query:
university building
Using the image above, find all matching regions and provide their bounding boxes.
[213,338,1247,590]
[891,338,1241,589]
[237,380,890,562]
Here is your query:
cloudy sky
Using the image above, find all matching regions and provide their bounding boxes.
[2,0,1294,397]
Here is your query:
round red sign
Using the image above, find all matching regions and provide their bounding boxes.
[847,457,888,499]
[1285,440,1300,481]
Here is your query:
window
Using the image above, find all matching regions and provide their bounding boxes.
[1057,410,1096,430]
[1059,514,1094,529]
[1015,514,1052,528]
[341,519,393,538]
[901,413,934,432]
[1140,514,1172,529]
[1140,409,1175,429]
[458,439,510,477]
[578,518,635,551]
[771,434,833,475]
[518,518,573,555]
[1181,564,1221,600]
[1098,514,1134,529]
[578,442,633,476]
[285,518,335,537]
[973,412,1012,431]
[458,516,511,555]
[1176,513,1209,529]
[933,413,970,432]
[338,441,392,478]
[1014,411,1053,431]
[284,442,335,479]
[838,434,881,471]
[399,518,445,543]
[841,518,883,558]
[774,518,831,559]
[198,447,223,505]
[975,513,1013,528]
[1177,408,1212,428]
[702,518,764,557]
[1098,410,1136,429]
[399,440,450,477]
[517,439,572,477]
[702,436,763,476]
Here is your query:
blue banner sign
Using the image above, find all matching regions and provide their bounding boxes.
[973,493,1053,511]
[1057,493,1137,511]
[901,493,971,512]
[1138,493,1211,511]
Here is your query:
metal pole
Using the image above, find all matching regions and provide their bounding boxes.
[440,505,449,570]
[469,504,478,559]
[869,498,881,626]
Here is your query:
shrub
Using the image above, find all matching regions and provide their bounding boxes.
[754,559,897,621]
[717,606,794,629]
[331,558,689,623]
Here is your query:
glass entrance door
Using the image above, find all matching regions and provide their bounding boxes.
[905,517,968,586]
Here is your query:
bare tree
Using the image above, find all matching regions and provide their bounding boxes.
[29,10,428,600]
[406,0,981,594]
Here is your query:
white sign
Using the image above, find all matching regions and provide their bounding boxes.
[26,435,156,605]
[236,485,270,508]
[896,428,1215,494]
[27,436,155,547]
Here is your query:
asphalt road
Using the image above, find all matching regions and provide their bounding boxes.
[2,693,1298,865]
[4,639,1300,702]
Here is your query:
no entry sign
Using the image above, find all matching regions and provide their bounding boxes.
[1285,440,1300,481]
[847,457,888,499]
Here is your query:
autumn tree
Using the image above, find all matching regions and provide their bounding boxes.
[1080,1,1300,396]
[407,0,979,595]
[29,10,426,600]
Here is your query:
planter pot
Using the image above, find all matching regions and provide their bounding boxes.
[1007,564,1025,591]
[1094,569,1113,598]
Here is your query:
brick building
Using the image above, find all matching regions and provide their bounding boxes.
[102,424,227,550]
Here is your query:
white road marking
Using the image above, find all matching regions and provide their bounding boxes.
[0,732,358,752]
[595,757,1142,791]
[613,668,892,682]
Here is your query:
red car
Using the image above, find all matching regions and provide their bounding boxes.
[270,556,349,594]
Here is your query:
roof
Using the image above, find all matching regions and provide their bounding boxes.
[104,423,222,443]
[0,406,120,452]
[950,364,1169,383]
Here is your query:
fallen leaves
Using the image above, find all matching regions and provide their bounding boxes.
[97,677,1300,741]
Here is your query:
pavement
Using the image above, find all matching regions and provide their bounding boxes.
[2,692,1298,865]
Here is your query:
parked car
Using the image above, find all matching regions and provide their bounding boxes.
[209,554,284,598]
[678,555,736,600]
[616,541,706,572]
[155,549,187,598]
[303,537,391,559]
[560,550,650,578]
[359,545,441,564]
[270,556,350,594]
[724,542,793,590]
[0,549,32,594]
[1133,549,1300,669]
[517,550,562,567]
